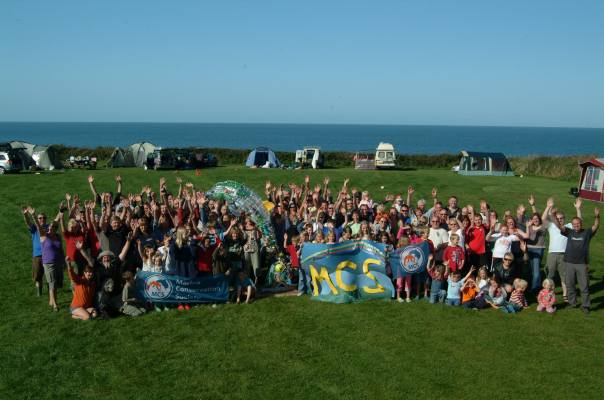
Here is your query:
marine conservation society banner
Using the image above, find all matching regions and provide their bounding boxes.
[135,271,229,303]
[301,240,395,303]
[390,241,431,279]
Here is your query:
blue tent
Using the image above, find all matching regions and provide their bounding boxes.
[245,147,281,168]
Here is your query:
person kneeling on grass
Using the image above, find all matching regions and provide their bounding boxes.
[67,260,97,321]
[120,271,147,317]
[236,270,255,304]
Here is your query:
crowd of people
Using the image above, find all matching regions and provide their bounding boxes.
[23,174,599,320]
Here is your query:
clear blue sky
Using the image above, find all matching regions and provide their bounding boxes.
[1,0,602,127]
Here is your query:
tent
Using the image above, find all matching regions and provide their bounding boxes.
[578,158,604,202]
[8,141,37,169]
[108,147,136,168]
[130,142,156,168]
[457,151,514,176]
[245,147,281,168]
[31,145,63,170]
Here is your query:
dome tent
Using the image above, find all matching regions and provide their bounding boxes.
[130,142,156,168]
[107,147,136,168]
[245,147,281,168]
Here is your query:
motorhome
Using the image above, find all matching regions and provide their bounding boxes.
[374,142,396,169]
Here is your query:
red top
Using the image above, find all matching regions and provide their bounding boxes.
[196,242,219,273]
[64,231,86,263]
[68,268,96,309]
[286,244,300,268]
[466,225,487,255]
[443,245,465,272]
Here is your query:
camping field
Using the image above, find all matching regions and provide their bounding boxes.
[1,166,603,400]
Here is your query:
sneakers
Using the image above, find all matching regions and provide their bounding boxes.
[177,304,185,311]
[397,297,405,303]
[405,298,411,303]
[154,305,162,312]
[184,304,191,311]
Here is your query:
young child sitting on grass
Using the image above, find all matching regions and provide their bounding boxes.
[445,266,476,306]
[120,271,147,317]
[460,277,478,307]
[537,278,556,313]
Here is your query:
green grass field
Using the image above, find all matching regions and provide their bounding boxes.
[1,166,603,400]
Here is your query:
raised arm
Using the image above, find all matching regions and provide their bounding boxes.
[88,175,98,201]
[592,207,600,235]
[542,197,554,223]
[574,197,583,220]
[528,194,538,214]
[118,232,134,262]
[75,240,94,266]
[22,206,33,229]
[406,185,415,209]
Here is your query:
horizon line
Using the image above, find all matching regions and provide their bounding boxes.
[0,120,603,130]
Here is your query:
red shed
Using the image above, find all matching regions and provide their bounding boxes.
[578,158,604,202]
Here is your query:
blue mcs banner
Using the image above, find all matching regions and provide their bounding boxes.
[135,271,229,303]
[301,240,394,303]
[390,241,431,279]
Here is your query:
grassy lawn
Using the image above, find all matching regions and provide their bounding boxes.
[1,166,603,400]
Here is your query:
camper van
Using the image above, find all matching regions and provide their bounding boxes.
[374,142,396,169]
[295,147,324,169]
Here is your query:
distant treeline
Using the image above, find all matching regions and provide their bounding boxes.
[50,144,587,181]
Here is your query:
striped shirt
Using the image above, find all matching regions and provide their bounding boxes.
[509,289,528,308]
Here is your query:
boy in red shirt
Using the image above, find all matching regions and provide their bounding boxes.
[443,233,465,273]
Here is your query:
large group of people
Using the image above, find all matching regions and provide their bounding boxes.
[23,174,599,320]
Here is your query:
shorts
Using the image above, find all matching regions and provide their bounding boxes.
[43,263,64,290]
[32,256,44,283]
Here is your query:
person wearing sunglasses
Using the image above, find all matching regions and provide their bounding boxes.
[23,207,49,297]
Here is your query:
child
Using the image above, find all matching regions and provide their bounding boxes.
[443,233,465,273]
[236,270,255,304]
[502,278,529,313]
[537,278,556,313]
[395,237,413,303]
[67,263,97,321]
[120,271,147,317]
[460,277,478,306]
[427,264,447,304]
[445,266,476,306]
[475,266,490,290]
[484,276,507,309]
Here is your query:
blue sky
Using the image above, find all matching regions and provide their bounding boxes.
[0,0,602,127]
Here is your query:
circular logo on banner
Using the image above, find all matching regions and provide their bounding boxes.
[145,274,173,300]
[399,247,424,274]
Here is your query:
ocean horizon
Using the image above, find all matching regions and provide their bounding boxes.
[0,122,602,156]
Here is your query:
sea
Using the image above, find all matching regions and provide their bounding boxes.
[0,122,602,155]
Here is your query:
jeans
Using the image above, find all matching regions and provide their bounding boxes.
[298,268,309,294]
[429,289,446,304]
[528,248,544,292]
[445,298,460,306]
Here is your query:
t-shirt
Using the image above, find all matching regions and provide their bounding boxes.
[63,231,86,263]
[490,233,519,258]
[547,222,572,253]
[30,224,48,257]
[443,245,465,272]
[466,225,487,255]
[429,228,449,260]
[447,228,465,248]
[461,285,477,303]
[562,228,594,264]
[447,277,465,300]
[526,225,547,249]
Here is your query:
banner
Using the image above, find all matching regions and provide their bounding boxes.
[301,240,394,303]
[135,271,229,304]
[390,241,431,279]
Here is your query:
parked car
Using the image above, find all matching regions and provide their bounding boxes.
[0,149,24,174]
